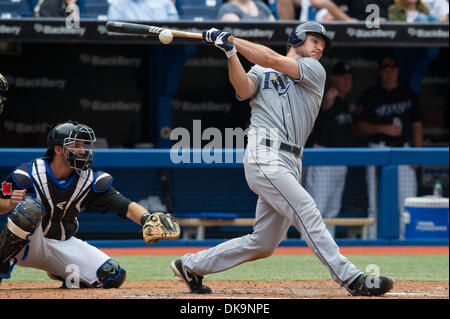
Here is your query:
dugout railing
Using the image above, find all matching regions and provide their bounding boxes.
[0,147,447,244]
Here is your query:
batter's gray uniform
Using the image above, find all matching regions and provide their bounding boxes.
[181,57,363,287]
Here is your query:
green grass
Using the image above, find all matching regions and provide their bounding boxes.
[8,254,448,283]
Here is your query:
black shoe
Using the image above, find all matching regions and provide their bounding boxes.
[170,259,212,294]
[346,274,394,296]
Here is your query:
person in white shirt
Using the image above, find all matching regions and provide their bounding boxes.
[107,0,179,21]
[422,0,449,20]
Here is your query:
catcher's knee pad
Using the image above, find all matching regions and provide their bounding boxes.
[0,198,44,264]
[96,259,126,289]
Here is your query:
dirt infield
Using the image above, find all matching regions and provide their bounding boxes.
[1,246,447,299]
[0,280,448,299]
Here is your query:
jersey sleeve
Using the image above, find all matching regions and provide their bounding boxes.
[84,186,132,219]
[296,57,326,97]
[1,163,34,199]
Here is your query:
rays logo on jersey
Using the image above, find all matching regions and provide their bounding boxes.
[262,71,295,96]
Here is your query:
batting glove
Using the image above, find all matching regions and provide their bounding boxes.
[203,28,236,59]
[202,28,221,43]
[215,32,236,58]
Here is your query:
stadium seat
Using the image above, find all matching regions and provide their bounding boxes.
[81,0,110,20]
[0,0,22,18]
[176,0,222,21]
[20,0,33,17]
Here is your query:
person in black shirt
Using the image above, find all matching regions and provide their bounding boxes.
[0,121,159,288]
[305,61,357,237]
[332,0,394,20]
[355,57,424,239]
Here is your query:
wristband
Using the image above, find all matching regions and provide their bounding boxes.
[140,213,151,226]
[225,46,237,59]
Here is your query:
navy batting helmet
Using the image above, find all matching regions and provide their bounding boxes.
[288,22,332,51]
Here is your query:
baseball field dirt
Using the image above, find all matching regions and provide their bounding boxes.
[0,246,448,299]
[0,280,448,299]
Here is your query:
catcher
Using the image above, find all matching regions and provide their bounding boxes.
[0,120,180,288]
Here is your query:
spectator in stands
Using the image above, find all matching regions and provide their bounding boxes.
[305,62,358,238]
[325,0,394,21]
[388,0,439,22]
[422,0,449,20]
[107,0,179,21]
[34,0,79,18]
[218,0,276,21]
[276,0,356,21]
[388,0,440,94]
[354,57,424,239]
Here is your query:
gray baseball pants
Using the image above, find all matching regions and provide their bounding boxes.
[181,138,363,286]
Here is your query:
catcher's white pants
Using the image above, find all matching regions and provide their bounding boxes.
[181,137,362,286]
[366,142,418,239]
[14,224,110,286]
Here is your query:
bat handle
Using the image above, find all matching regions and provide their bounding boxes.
[227,35,234,43]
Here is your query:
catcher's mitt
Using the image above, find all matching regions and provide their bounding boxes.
[142,212,180,245]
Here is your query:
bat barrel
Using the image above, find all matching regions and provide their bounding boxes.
[106,21,163,35]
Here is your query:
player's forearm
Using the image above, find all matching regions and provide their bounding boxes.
[234,38,299,79]
[234,38,280,69]
[0,198,14,215]
[227,54,254,99]
[125,202,148,225]
[355,121,383,135]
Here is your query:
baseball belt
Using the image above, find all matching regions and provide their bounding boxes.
[261,138,303,158]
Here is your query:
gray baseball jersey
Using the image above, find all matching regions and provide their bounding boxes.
[245,57,325,147]
[181,56,363,288]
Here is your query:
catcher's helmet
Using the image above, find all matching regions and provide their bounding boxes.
[46,121,96,174]
[0,73,7,115]
[288,22,331,51]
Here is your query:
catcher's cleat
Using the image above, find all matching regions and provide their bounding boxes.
[346,274,394,296]
[170,259,212,294]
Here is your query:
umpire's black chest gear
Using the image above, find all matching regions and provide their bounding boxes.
[6,158,130,241]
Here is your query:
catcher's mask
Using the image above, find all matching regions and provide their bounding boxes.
[287,22,332,51]
[46,121,96,175]
[0,73,7,115]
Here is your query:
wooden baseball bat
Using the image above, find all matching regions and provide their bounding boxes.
[105,21,234,42]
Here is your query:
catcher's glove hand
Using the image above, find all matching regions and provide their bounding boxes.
[141,212,180,245]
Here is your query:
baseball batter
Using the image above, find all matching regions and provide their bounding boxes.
[0,121,179,288]
[171,22,394,296]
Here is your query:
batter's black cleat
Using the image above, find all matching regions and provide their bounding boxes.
[346,274,394,296]
[170,259,212,294]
